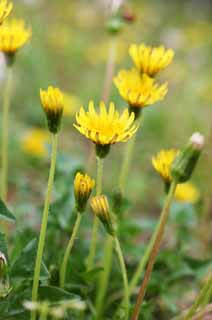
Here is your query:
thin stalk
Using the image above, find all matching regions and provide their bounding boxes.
[60,212,82,288]
[87,157,103,270]
[31,133,58,320]
[114,237,129,320]
[95,234,113,318]
[1,66,13,202]
[39,303,49,320]
[131,181,177,320]
[184,276,212,320]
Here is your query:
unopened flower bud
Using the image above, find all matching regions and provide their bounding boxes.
[171,132,204,183]
[0,252,10,297]
[74,172,95,213]
[106,16,124,34]
[90,195,116,235]
[40,86,64,134]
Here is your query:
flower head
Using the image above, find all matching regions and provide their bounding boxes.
[174,182,200,203]
[40,86,64,134]
[152,149,179,183]
[0,19,31,56]
[74,100,139,156]
[129,44,174,76]
[0,0,13,25]
[74,172,95,213]
[22,128,50,158]
[90,195,115,235]
[114,69,168,109]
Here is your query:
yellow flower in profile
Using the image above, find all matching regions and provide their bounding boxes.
[74,172,95,212]
[63,93,81,117]
[152,149,179,183]
[129,44,174,77]
[74,100,139,146]
[114,69,168,109]
[22,128,50,158]
[0,0,13,25]
[0,19,31,54]
[174,182,200,204]
[40,86,64,133]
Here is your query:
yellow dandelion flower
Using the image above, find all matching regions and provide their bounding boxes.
[152,149,179,183]
[74,100,139,150]
[114,68,168,109]
[22,128,50,158]
[40,86,64,133]
[0,0,13,25]
[174,182,200,204]
[0,19,31,55]
[63,93,81,117]
[74,172,95,212]
[129,44,174,76]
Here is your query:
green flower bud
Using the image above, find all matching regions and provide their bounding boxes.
[0,252,10,298]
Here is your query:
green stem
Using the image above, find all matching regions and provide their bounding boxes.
[60,212,82,288]
[1,66,13,202]
[131,180,177,320]
[184,276,212,320]
[39,302,49,320]
[95,234,113,318]
[31,133,58,320]
[114,237,129,320]
[87,157,103,271]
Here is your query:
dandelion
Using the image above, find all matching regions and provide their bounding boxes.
[174,182,200,203]
[114,68,168,111]
[74,100,138,158]
[152,149,179,183]
[0,19,31,63]
[60,172,95,289]
[22,128,50,158]
[31,87,64,320]
[40,86,64,134]
[0,0,13,25]
[129,43,174,77]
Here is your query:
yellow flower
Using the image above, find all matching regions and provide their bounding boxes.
[0,0,13,25]
[63,93,81,117]
[152,149,179,183]
[74,172,95,212]
[22,128,50,158]
[114,69,168,109]
[174,182,200,203]
[74,100,138,146]
[40,86,64,133]
[0,19,31,54]
[129,44,174,76]
[90,195,115,235]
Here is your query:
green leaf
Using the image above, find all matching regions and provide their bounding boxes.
[10,239,49,280]
[0,232,8,261]
[80,267,103,283]
[38,285,78,301]
[0,200,16,223]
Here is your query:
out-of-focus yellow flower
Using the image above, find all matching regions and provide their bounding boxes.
[22,128,50,158]
[47,25,72,50]
[114,69,168,108]
[63,93,81,117]
[87,40,127,65]
[0,0,13,25]
[40,86,64,133]
[74,100,139,146]
[174,182,200,203]
[0,19,31,54]
[184,21,212,47]
[74,172,95,212]
[129,44,174,76]
[152,149,179,183]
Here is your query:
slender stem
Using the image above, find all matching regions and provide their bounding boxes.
[114,237,129,320]
[87,157,103,270]
[60,212,82,288]
[184,276,212,320]
[39,302,49,320]
[131,181,177,320]
[101,37,117,103]
[31,133,58,320]
[95,234,113,318]
[1,66,13,202]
